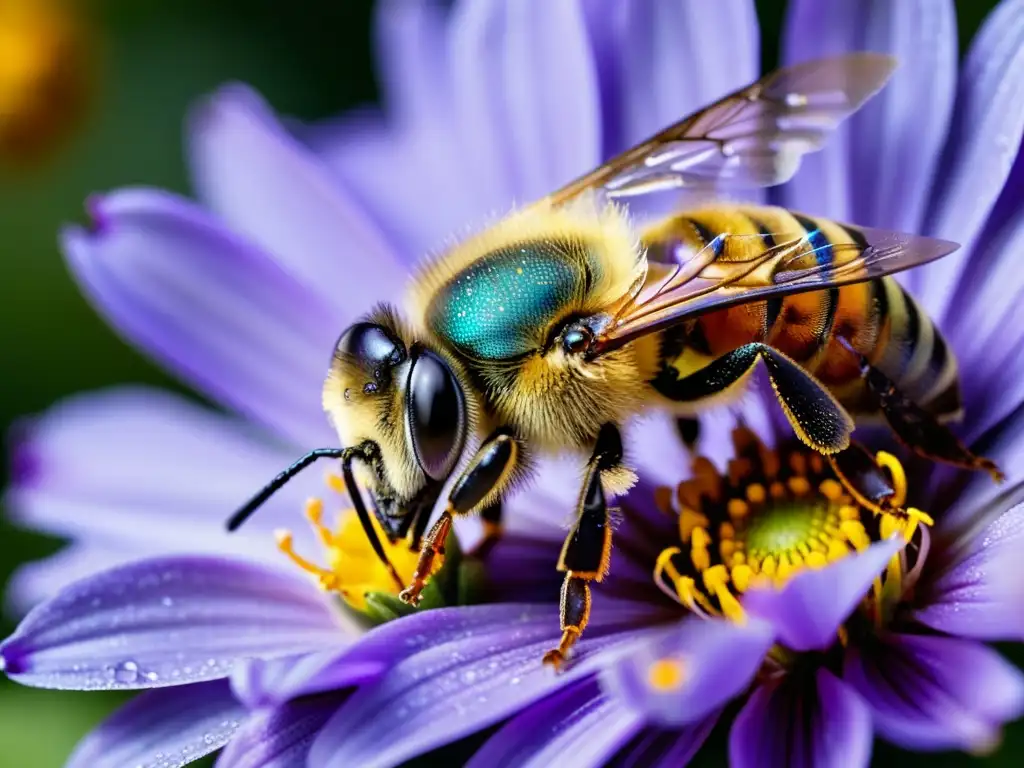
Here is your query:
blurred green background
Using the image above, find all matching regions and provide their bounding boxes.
[0,0,1011,766]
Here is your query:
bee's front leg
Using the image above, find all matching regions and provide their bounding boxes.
[543,423,622,671]
[398,428,520,606]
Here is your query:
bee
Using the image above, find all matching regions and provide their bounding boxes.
[228,53,1000,667]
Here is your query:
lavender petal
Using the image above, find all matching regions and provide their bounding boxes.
[372,0,450,127]
[941,213,1024,443]
[216,696,342,768]
[308,603,648,768]
[743,538,901,651]
[230,648,383,710]
[783,0,956,237]
[66,680,246,768]
[920,0,1024,319]
[936,406,1024,538]
[0,556,344,690]
[61,191,337,446]
[5,388,327,590]
[500,0,601,201]
[187,84,406,310]
[610,713,720,768]
[914,502,1024,641]
[601,617,774,727]
[467,680,643,768]
[608,0,759,152]
[845,632,1024,751]
[6,544,128,617]
[729,668,871,768]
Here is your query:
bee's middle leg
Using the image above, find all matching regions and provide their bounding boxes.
[543,423,622,670]
[399,428,520,605]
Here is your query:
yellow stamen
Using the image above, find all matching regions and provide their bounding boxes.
[839,504,860,520]
[819,479,844,502]
[304,498,335,548]
[275,477,425,611]
[679,507,710,541]
[691,527,712,572]
[840,520,870,552]
[647,657,686,691]
[720,538,736,560]
[760,554,777,577]
[826,537,850,561]
[788,476,811,496]
[776,553,796,584]
[326,472,347,496]
[731,563,753,592]
[704,565,746,622]
[806,551,828,569]
[727,498,750,521]
[875,451,907,508]
[275,529,339,590]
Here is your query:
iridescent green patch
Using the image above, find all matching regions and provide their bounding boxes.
[428,241,589,360]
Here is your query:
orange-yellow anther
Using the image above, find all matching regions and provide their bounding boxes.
[690,527,712,571]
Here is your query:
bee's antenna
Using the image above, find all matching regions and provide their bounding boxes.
[341,448,405,590]
[225,447,345,531]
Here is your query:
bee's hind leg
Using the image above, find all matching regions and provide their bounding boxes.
[399,428,521,606]
[845,343,1004,482]
[543,423,623,671]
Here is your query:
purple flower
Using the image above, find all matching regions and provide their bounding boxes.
[4,1,1024,768]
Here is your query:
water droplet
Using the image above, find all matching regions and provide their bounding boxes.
[114,660,139,684]
[510,676,521,685]
[161,596,174,607]
[203,733,215,745]
[143,671,160,682]
[460,669,477,684]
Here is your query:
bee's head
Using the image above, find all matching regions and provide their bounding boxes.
[322,305,469,534]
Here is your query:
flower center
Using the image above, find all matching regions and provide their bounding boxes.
[275,472,422,612]
[653,427,932,626]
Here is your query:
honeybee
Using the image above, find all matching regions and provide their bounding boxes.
[228,53,1000,666]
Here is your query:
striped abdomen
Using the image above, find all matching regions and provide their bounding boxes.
[644,205,961,418]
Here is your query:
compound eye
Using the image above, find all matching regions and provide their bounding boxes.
[407,349,466,480]
[336,322,405,368]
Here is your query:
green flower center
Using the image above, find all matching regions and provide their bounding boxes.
[652,427,931,625]
[743,501,832,555]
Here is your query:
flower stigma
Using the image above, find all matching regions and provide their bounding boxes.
[275,472,428,612]
[653,427,932,634]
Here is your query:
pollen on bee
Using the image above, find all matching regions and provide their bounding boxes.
[646,656,687,692]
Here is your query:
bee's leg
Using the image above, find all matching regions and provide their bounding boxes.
[663,343,854,454]
[676,417,701,449]
[399,429,520,605]
[827,441,901,514]
[850,350,1004,481]
[543,423,622,670]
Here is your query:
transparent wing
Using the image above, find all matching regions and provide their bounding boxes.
[590,227,959,357]
[546,53,896,205]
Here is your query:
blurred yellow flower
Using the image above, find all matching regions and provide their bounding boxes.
[0,0,93,166]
